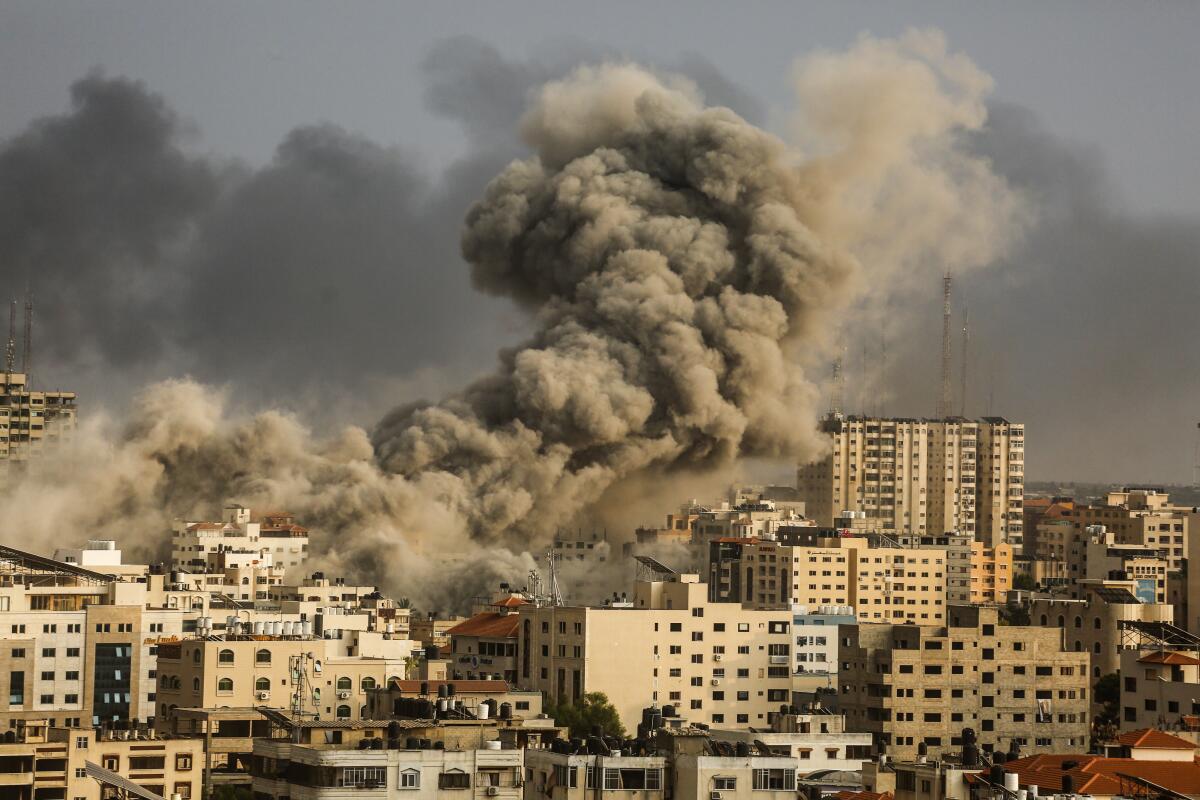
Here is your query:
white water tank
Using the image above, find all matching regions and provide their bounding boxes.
[282,622,293,637]
[483,740,501,750]
[1005,773,1019,793]
[478,703,490,720]
[300,620,312,637]
[253,621,265,635]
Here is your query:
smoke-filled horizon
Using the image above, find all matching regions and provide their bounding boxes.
[0,30,1193,606]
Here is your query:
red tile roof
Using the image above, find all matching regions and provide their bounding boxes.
[835,792,892,800]
[495,596,529,608]
[446,612,521,639]
[1138,651,1200,666]
[1117,729,1197,750]
[391,680,509,694]
[1004,754,1200,796]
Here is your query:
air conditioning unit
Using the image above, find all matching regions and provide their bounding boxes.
[338,691,351,699]
[710,679,720,686]
[713,654,722,662]
[486,787,500,796]
[711,792,723,800]
[256,691,270,700]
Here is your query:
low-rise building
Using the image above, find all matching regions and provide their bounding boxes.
[446,603,523,683]
[1118,646,1200,731]
[792,605,856,679]
[709,707,873,771]
[839,605,1090,760]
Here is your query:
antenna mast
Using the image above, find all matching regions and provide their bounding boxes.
[830,355,844,417]
[21,289,32,388]
[4,300,15,384]
[959,303,970,417]
[546,551,563,607]
[937,271,953,418]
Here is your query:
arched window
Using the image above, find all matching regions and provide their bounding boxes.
[388,676,402,688]
[1057,615,1065,627]
[1074,641,1082,652]
[192,650,201,663]
[159,675,168,688]
[255,678,271,692]
[1039,615,1047,626]
[336,676,352,691]
[255,649,271,665]
[360,705,368,718]
[1093,618,1102,629]
[1093,666,1101,678]
[171,677,181,690]
[193,677,200,691]
[241,577,249,585]
[1093,642,1101,654]
[1073,616,1082,629]
[218,649,235,665]
[361,677,376,692]
[217,678,233,693]
[336,705,351,719]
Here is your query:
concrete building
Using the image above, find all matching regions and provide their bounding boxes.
[796,415,1025,548]
[0,717,202,800]
[252,714,526,800]
[519,568,794,732]
[0,370,77,470]
[1026,586,1175,679]
[709,708,873,769]
[792,605,856,679]
[968,541,1012,604]
[838,605,1090,760]
[171,504,309,574]
[1118,647,1200,731]
[153,630,414,725]
[446,605,522,683]
[713,535,948,625]
[366,680,545,721]
[895,532,972,606]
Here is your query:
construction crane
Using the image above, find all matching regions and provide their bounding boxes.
[937,271,953,419]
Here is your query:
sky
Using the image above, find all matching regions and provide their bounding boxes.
[1,1,1198,485]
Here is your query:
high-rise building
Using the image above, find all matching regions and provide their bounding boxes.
[796,414,1025,549]
[0,370,76,469]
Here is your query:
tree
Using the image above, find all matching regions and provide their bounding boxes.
[998,602,1031,626]
[1094,673,1120,721]
[546,692,626,738]
[1013,573,1036,591]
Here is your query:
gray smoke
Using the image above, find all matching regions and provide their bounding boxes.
[0,33,1024,609]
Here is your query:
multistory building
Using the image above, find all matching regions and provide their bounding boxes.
[0,370,77,469]
[446,601,524,683]
[792,605,856,678]
[838,605,1090,760]
[710,536,948,625]
[896,532,972,605]
[171,504,309,574]
[1118,647,1200,731]
[796,415,1024,548]
[968,540,1013,604]
[519,568,794,732]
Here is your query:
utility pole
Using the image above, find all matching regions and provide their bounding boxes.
[937,271,953,419]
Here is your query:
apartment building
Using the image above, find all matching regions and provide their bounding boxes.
[968,541,1013,604]
[896,532,972,605]
[0,718,203,800]
[1118,648,1200,731]
[519,569,794,732]
[839,605,1090,760]
[252,715,525,800]
[0,546,185,729]
[792,605,856,678]
[0,370,77,468]
[1026,586,1174,678]
[171,504,309,573]
[712,536,948,625]
[446,606,522,683]
[153,631,414,724]
[527,726,828,800]
[709,708,873,769]
[796,415,1024,548]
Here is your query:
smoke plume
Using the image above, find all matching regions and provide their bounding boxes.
[0,32,1023,608]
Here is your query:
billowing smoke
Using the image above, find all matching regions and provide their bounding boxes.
[0,32,1024,609]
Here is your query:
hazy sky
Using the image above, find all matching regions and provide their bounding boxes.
[1,1,1198,484]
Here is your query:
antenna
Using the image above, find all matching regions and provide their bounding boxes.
[937,271,953,419]
[21,288,32,387]
[959,303,970,418]
[4,300,15,383]
[546,550,564,607]
[879,317,888,418]
[829,355,844,416]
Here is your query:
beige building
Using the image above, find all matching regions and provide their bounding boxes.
[0,370,77,468]
[839,605,1090,760]
[0,718,203,800]
[714,536,948,625]
[1118,649,1200,731]
[520,570,793,731]
[968,540,1013,604]
[796,415,1024,548]
[171,504,309,573]
[153,633,413,725]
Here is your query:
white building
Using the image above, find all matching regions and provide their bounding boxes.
[792,605,856,678]
[171,504,309,574]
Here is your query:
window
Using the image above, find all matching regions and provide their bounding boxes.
[42,648,55,658]
[176,753,192,771]
[255,678,271,692]
[439,770,471,789]
[174,782,192,799]
[255,649,271,665]
[217,678,233,693]
[217,649,235,665]
[11,648,24,658]
[339,767,387,787]
[336,704,352,719]
[400,769,421,789]
[753,769,796,791]
[336,677,353,691]
[361,677,376,691]
[714,777,737,790]
[129,756,166,770]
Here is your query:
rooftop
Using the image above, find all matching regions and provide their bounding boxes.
[446,612,521,639]
[1117,729,1197,750]
[1002,753,1200,796]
